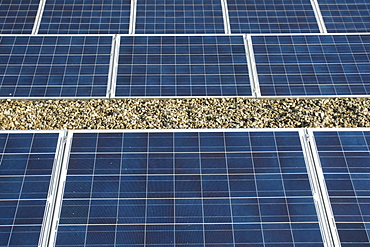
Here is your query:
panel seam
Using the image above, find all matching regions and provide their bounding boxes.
[47,131,74,247]
[221,0,231,34]
[310,0,328,33]
[108,35,121,98]
[302,129,341,247]
[41,131,68,247]
[32,0,47,34]
[129,0,137,34]
[244,35,260,98]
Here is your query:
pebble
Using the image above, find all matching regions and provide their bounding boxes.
[0,98,370,130]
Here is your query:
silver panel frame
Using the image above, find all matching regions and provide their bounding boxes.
[221,0,231,34]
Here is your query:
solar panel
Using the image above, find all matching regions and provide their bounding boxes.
[311,129,370,246]
[318,0,370,33]
[50,130,325,246]
[252,34,370,97]
[0,131,64,247]
[114,35,252,97]
[38,0,131,34]
[226,0,321,34]
[0,35,112,98]
[135,0,225,34]
[0,0,39,34]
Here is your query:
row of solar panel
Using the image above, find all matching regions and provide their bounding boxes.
[1,0,370,35]
[1,33,370,98]
[2,128,370,246]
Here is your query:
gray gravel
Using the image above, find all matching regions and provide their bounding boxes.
[0,98,369,130]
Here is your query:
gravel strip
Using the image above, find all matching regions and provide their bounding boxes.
[0,98,369,130]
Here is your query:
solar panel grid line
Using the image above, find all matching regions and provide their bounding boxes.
[310,0,328,33]
[142,131,149,246]
[306,129,344,247]
[244,34,261,97]
[220,0,231,34]
[81,130,99,246]
[32,0,47,35]
[129,0,137,34]
[221,132,237,245]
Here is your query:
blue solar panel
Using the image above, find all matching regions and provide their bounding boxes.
[0,0,39,34]
[318,0,370,33]
[0,35,112,98]
[115,35,252,97]
[38,0,131,34]
[313,130,370,246]
[227,0,320,34]
[135,0,225,34]
[52,130,324,246]
[252,34,370,96]
[0,131,62,247]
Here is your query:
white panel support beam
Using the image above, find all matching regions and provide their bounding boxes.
[304,129,342,247]
[47,130,74,247]
[129,0,137,34]
[32,0,47,34]
[221,0,231,34]
[311,0,328,33]
[41,131,67,247]
[108,34,121,98]
[244,35,261,98]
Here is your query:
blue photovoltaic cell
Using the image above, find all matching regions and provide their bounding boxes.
[135,0,225,34]
[0,35,112,98]
[0,132,60,246]
[314,130,370,246]
[252,34,370,96]
[116,36,251,97]
[38,0,131,34]
[318,0,370,33]
[54,131,324,246]
[227,0,320,34]
[0,0,39,34]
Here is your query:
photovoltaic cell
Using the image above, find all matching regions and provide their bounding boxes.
[115,35,252,97]
[313,130,370,246]
[38,0,131,34]
[0,35,112,98]
[52,130,324,246]
[252,34,370,96]
[318,0,370,33]
[0,0,39,34]
[227,0,320,34]
[0,131,61,247]
[135,0,225,34]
